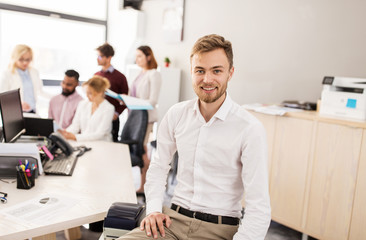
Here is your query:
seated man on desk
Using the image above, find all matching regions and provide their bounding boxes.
[119,34,271,240]
[48,69,83,129]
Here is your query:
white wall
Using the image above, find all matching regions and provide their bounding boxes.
[108,0,145,73]
[133,0,366,105]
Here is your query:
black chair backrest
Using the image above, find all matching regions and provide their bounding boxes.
[120,110,148,167]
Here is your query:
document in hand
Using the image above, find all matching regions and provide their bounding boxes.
[105,89,153,110]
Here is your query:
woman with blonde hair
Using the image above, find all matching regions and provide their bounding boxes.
[59,75,115,141]
[0,44,45,113]
[131,45,162,193]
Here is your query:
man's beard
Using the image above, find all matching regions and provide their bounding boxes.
[62,89,75,97]
[193,82,227,103]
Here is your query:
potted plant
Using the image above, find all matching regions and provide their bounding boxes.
[164,57,171,67]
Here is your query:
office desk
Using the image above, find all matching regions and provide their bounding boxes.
[0,141,137,240]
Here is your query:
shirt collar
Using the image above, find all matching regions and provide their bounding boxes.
[103,65,114,73]
[193,92,233,121]
[63,90,79,99]
[17,68,29,75]
[213,92,233,121]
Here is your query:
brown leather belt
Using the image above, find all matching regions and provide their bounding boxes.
[171,204,240,226]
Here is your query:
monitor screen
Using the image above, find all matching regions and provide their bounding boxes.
[0,89,26,143]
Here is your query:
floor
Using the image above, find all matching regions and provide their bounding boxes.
[55,166,317,240]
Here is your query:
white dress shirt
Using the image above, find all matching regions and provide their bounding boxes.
[145,93,271,239]
[17,69,36,111]
[66,99,114,142]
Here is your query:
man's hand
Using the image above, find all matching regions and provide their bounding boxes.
[140,212,172,239]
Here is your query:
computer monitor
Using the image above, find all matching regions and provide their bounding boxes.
[0,89,26,143]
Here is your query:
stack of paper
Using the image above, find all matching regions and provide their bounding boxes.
[242,103,303,116]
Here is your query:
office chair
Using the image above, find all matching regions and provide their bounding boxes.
[166,151,178,198]
[119,110,148,168]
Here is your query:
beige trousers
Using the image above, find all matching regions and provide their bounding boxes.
[118,207,239,240]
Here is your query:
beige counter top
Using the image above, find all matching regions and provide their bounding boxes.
[283,111,366,129]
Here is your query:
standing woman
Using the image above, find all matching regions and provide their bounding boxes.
[59,75,115,142]
[0,44,45,113]
[132,45,162,193]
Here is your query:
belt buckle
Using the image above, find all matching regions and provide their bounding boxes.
[193,212,196,219]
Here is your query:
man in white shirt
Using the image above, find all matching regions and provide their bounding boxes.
[120,34,271,240]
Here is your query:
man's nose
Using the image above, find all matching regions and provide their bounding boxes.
[203,72,214,83]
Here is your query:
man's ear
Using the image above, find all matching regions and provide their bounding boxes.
[228,66,234,81]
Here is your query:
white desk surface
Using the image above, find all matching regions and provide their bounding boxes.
[0,141,137,240]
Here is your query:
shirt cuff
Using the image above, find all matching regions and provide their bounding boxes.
[146,198,163,215]
[75,134,83,142]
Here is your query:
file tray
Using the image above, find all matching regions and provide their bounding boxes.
[103,202,146,240]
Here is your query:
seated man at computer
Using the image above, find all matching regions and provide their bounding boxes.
[48,70,83,129]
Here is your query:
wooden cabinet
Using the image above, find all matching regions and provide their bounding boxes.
[270,117,314,231]
[250,111,366,240]
[348,130,366,239]
[305,122,361,240]
[250,112,276,176]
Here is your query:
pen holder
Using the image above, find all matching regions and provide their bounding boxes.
[16,168,35,190]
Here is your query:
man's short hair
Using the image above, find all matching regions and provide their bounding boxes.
[96,43,115,58]
[190,34,233,69]
[65,69,79,81]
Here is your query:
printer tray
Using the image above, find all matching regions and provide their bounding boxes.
[106,202,145,220]
[103,202,146,239]
[0,156,38,178]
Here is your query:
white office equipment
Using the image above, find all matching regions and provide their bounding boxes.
[0,143,43,175]
[319,76,366,121]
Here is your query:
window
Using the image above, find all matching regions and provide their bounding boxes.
[0,2,107,82]
[0,0,106,20]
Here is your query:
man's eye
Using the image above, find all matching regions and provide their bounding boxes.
[213,70,221,74]
[196,70,204,74]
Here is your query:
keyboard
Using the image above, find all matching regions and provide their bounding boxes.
[43,152,79,176]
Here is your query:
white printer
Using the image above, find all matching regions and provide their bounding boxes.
[319,76,366,121]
